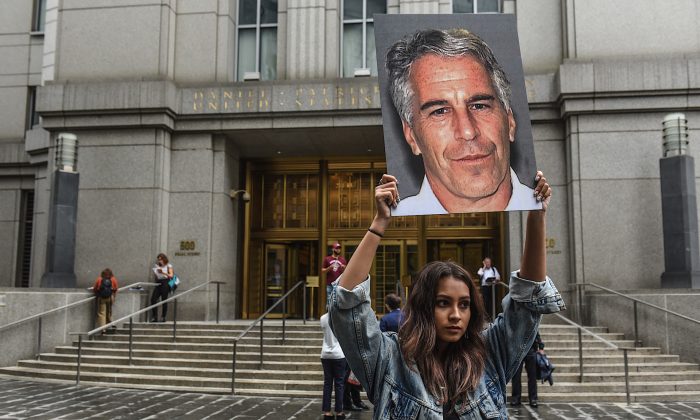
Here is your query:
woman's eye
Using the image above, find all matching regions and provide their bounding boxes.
[436,300,448,307]
[459,301,471,309]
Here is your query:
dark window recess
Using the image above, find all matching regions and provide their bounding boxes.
[16,190,35,287]
[27,87,40,130]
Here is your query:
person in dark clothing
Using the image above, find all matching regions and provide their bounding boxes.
[343,368,370,411]
[511,331,545,407]
[150,253,174,322]
[379,293,403,333]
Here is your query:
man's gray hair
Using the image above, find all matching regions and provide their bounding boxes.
[386,28,512,126]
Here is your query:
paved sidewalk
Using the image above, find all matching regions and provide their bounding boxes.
[1,378,699,419]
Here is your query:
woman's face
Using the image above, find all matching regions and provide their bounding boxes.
[157,257,164,266]
[434,276,471,344]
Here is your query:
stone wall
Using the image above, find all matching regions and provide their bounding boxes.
[586,289,700,364]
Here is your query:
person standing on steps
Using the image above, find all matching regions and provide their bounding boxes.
[320,312,346,420]
[151,253,173,323]
[322,242,347,303]
[93,268,118,329]
[511,331,545,408]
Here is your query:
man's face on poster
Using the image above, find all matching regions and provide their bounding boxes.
[401,54,516,205]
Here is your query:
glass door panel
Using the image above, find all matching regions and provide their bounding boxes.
[265,245,287,315]
[374,244,401,315]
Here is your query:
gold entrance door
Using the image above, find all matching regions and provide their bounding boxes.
[262,241,318,318]
[427,239,503,311]
[337,240,417,316]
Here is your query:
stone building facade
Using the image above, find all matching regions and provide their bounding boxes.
[1,0,698,320]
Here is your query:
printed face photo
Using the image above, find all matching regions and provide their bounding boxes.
[375,15,541,216]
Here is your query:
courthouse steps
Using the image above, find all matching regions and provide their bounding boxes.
[1,321,699,402]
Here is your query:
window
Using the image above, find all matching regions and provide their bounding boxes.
[341,0,385,77]
[453,0,501,13]
[237,0,278,81]
[26,87,39,130]
[32,0,46,32]
[15,190,34,288]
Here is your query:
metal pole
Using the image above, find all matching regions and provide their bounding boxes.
[282,299,286,344]
[633,301,639,347]
[491,283,496,320]
[216,283,221,324]
[259,319,264,369]
[623,349,631,405]
[128,317,134,365]
[36,317,42,360]
[231,340,237,394]
[172,299,177,343]
[303,282,307,325]
[76,335,82,386]
[578,328,584,383]
[577,283,584,325]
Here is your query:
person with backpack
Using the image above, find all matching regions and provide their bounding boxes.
[93,268,119,328]
[511,331,545,407]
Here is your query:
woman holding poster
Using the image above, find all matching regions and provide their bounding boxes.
[328,172,563,419]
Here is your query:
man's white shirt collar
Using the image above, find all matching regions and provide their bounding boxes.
[392,167,540,216]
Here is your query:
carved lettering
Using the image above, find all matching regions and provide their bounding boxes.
[247,90,255,110]
[207,90,218,111]
[223,90,234,110]
[193,91,204,112]
[259,90,269,110]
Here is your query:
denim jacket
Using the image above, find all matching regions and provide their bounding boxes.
[329,271,565,419]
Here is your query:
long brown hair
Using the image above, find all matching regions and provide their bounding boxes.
[399,261,488,403]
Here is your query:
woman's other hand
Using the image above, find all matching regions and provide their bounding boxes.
[533,171,552,211]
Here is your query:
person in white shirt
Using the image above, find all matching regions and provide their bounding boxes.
[320,313,346,420]
[477,257,501,319]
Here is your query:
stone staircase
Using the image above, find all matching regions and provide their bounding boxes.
[1,320,699,402]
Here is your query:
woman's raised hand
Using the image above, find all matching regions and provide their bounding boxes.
[533,171,552,212]
[375,174,399,220]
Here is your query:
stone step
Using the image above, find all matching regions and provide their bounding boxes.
[509,380,700,393]
[55,346,323,363]
[22,358,700,384]
[534,340,636,348]
[111,327,617,341]
[75,340,322,355]
[546,354,680,364]
[553,362,700,374]
[510,390,700,403]
[97,333,638,352]
[102,334,322,346]
[90,336,658,357]
[4,364,700,402]
[522,370,700,383]
[126,321,609,333]
[0,366,323,391]
[538,333,626,340]
[112,328,324,340]
[38,353,324,372]
[16,360,323,381]
[535,347,660,356]
[130,322,320,332]
[37,353,700,377]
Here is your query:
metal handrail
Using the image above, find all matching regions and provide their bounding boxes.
[70,280,224,386]
[552,313,636,405]
[574,282,700,346]
[230,280,306,394]
[0,281,158,360]
[496,281,636,404]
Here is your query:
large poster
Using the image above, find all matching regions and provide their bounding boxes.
[375,14,541,215]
